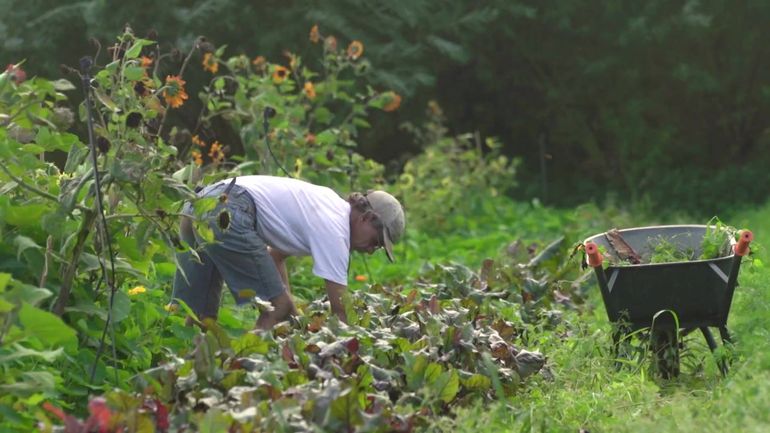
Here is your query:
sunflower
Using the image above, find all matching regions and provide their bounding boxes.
[140,56,153,68]
[192,134,206,147]
[347,40,364,60]
[202,52,218,74]
[208,141,225,163]
[272,65,289,84]
[309,25,321,43]
[382,91,402,112]
[163,75,188,108]
[303,81,316,100]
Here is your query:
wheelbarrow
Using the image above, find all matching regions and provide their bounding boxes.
[583,225,754,378]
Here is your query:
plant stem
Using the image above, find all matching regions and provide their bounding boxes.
[157,37,200,138]
[53,209,96,315]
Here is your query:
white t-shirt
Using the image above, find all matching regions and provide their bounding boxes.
[223,176,350,286]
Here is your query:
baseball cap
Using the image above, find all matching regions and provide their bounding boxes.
[365,190,405,262]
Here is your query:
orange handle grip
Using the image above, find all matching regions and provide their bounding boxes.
[734,230,753,256]
[585,242,603,267]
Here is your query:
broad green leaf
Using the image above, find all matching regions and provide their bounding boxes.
[232,333,270,355]
[94,89,121,112]
[329,388,363,428]
[462,373,491,391]
[0,298,13,313]
[111,290,132,323]
[5,203,50,229]
[13,235,41,260]
[0,273,10,291]
[197,408,231,433]
[194,197,219,216]
[4,281,51,306]
[431,369,460,403]
[125,39,154,59]
[19,303,77,350]
[124,66,146,81]
[404,353,429,390]
[424,362,443,384]
[315,130,336,146]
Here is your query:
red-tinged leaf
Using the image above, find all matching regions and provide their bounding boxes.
[491,342,512,360]
[88,397,112,433]
[428,295,440,314]
[345,338,360,354]
[343,353,364,375]
[406,289,418,304]
[521,290,533,303]
[307,314,325,332]
[491,319,517,340]
[479,258,495,288]
[155,399,169,431]
[282,342,295,363]
[42,402,66,421]
[42,402,83,433]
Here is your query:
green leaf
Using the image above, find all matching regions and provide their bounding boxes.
[19,303,77,350]
[125,39,154,59]
[404,353,429,390]
[232,333,270,355]
[461,373,491,391]
[124,66,146,81]
[329,388,363,428]
[0,371,57,395]
[315,130,337,146]
[52,79,76,91]
[0,344,63,363]
[94,89,121,112]
[431,369,460,403]
[424,362,443,384]
[0,273,11,291]
[197,408,232,432]
[5,203,50,229]
[13,235,41,260]
[0,298,13,313]
[313,107,333,125]
[110,290,132,323]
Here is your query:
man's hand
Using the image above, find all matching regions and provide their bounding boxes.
[324,280,348,324]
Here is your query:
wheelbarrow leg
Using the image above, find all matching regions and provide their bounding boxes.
[718,326,732,344]
[700,327,728,376]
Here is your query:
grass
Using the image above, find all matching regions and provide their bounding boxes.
[437,201,770,433]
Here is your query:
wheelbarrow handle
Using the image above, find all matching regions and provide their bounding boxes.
[734,230,753,256]
[585,242,603,267]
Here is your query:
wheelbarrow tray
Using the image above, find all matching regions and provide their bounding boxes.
[584,225,737,330]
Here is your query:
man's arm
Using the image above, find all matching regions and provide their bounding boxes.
[268,247,298,315]
[268,247,291,293]
[324,279,348,324]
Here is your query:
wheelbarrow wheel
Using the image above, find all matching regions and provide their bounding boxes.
[651,328,680,379]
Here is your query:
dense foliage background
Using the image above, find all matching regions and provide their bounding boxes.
[3,0,770,215]
[2,1,770,432]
